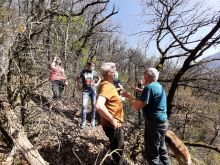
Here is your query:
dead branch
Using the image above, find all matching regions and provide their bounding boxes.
[2,103,49,165]
[184,141,220,153]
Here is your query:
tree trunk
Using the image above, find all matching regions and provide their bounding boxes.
[4,104,49,165]
[166,130,192,165]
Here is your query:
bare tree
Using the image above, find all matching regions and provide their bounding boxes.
[0,0,117,164]
[140,0,220,116]
[138,0,220,162]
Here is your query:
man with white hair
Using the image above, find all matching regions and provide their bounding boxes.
[96,62,124,165]
[122,68,170,165]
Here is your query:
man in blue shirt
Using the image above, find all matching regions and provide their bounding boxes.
[122,68,170,165]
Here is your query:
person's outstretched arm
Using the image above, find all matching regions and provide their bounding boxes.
[132,86,143,93]
[121,91,145,111]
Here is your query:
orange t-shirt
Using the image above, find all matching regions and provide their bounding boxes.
[98,80,124,127]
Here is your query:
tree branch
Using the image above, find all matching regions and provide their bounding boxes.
[184,141,220,153]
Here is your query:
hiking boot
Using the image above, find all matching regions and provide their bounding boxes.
[91,120,95,128]
[81,121,87,129]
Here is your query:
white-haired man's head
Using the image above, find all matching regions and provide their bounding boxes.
[144,68,159,82]
[104,62,116,69]
[100,62,116,78]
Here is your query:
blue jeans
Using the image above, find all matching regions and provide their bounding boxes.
[144,120,171,165]
[103,126,124,165]
[82,89,96,123]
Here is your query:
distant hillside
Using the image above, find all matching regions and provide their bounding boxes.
[201,52,220,69]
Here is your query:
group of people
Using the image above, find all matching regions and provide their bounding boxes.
[49,57,171,165]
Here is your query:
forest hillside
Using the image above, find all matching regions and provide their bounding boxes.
[0,0,220,165]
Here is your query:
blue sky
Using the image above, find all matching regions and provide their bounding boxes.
[107,0,220,57]
[108,0,143,48]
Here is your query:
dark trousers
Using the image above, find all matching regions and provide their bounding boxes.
[103,126,124,165]
[144,120,171,165]
[51,80,65,100]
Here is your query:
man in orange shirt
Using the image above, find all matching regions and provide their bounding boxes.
[96,62,124,165]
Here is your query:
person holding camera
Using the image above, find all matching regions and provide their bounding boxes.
[49,56,67,101]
